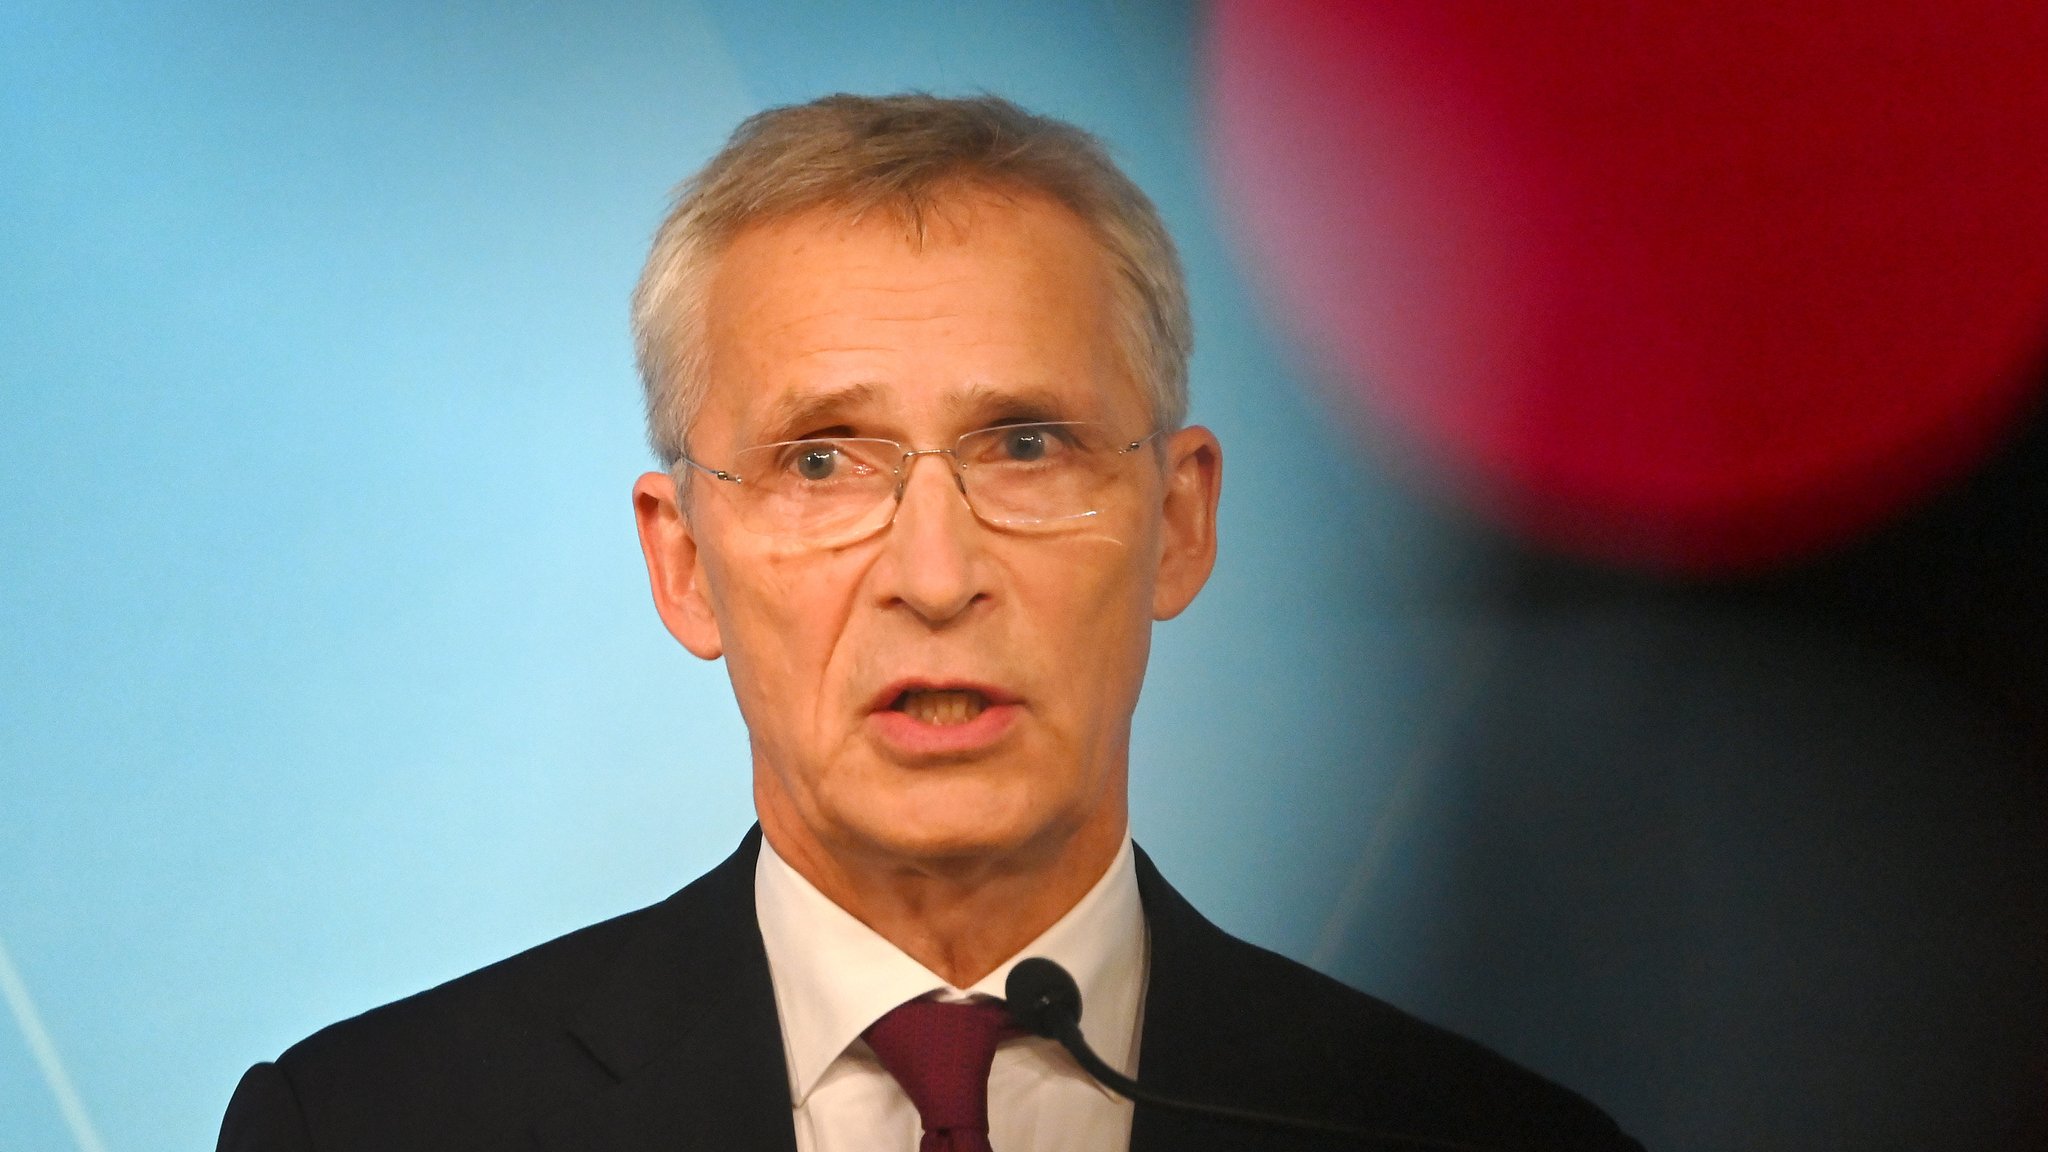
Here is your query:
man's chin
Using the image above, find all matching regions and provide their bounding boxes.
[833,794,1068,873]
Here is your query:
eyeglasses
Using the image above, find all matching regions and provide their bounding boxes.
[675,421,1161,546]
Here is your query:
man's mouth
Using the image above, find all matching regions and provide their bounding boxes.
[891,688,990,726]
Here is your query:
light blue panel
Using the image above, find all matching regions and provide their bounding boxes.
[1,2,1453,1148]
[2,3,762,1144]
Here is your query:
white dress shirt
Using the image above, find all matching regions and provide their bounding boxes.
[754,836,1149,1152]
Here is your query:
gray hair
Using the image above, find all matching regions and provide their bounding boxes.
[630,92,1192,466]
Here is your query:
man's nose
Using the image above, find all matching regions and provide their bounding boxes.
[876,451,985,624]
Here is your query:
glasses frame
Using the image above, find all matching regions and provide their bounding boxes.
[674,420,1164,543]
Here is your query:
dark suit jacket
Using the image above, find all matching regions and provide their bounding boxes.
[219,828,1641,1151]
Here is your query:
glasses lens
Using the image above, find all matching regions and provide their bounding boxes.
[733,438,899,540]
[957,422,1120,524]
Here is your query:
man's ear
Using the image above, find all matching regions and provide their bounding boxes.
[1152,425,1222,621]
[632,471,725,660]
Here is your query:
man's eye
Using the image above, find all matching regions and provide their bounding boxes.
[1001,428,1050,462]
[792,446,839,481]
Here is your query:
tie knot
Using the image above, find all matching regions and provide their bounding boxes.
[862,996,1017,1143]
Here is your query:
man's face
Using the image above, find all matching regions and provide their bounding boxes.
[633,187,1219,879]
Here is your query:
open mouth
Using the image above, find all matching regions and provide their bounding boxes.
[890,688,990,726]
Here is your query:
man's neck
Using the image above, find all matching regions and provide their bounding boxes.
[758,813,1128,988]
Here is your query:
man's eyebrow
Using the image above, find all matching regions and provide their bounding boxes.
[748,380,1095,442]
[750,382,882,441]
[948,382,1085,424]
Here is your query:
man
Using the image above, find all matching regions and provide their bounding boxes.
[218,93,1641,1152]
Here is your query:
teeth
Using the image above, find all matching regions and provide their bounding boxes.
[899,689,988,726]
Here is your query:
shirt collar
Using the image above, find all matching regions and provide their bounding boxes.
[754,833,1147,1106]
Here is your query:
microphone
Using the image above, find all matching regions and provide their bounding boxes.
[1003,957,1500,1152]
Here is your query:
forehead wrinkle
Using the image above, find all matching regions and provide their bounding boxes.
[758,296,963,336]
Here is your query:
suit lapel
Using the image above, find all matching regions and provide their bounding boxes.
[1128,846,1343,1152]
[532,828,799,1152]
[1129,846,1236,1152]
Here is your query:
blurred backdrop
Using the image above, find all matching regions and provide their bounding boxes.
[3,3,2043,1151]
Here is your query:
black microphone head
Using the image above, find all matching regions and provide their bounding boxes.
[1004,956,1084,1039]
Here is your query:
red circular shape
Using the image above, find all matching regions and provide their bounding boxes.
[1207,2,2048,572]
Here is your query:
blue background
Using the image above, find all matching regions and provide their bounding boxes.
[0,3,1452,1146]
[5,4,2044,1151]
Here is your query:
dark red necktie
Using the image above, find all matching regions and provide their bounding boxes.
[862,995,1017,1152]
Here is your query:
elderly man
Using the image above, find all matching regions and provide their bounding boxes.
[218,94,1639,1152]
